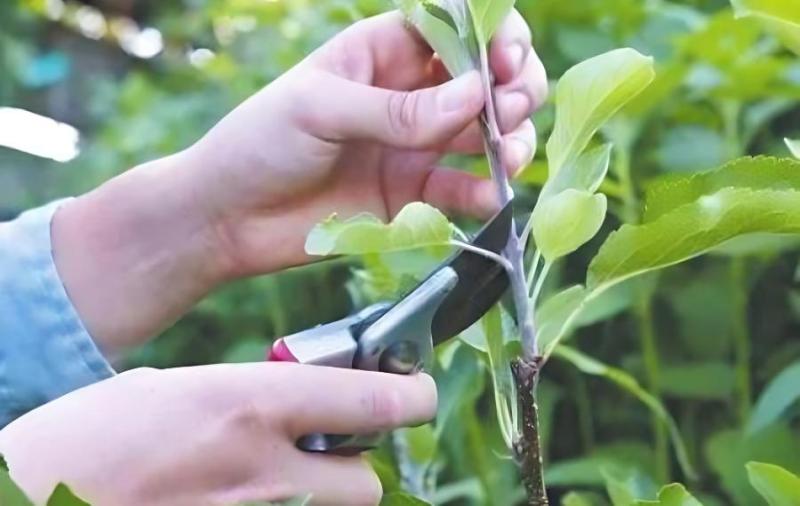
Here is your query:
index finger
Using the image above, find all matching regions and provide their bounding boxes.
[279,364,438,437]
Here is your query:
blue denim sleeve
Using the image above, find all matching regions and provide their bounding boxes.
[0,200,114,428]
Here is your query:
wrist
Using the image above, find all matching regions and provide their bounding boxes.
[52,151,232,351]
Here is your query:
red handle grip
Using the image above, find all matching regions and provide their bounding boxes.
[267,338,299,362]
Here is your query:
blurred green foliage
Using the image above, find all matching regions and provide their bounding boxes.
[2,0,800,505]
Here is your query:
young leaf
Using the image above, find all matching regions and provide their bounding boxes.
[480,305,518,449]
[541,143,613,201]
[730,0,800,54]
[305,202,453,256]
[546,48,655,175]
[46,484,90,506]
[746,462,800,506]
[397,0,477,76]
[659,362,735,400]
[635,483,704,506]
[787,138,800,159]
[644,157,800,222]
[554,345,696,480]
[532,189,607,262]
[588,188,800,295]
[466,0,515,44]
[746,360,800,435]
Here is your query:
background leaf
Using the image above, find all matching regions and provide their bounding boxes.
[730,0,800,54]
[746,360,800,435]
[635,483,704,506]
[554,346,696,479]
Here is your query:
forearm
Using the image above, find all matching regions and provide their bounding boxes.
[52,151,232,353]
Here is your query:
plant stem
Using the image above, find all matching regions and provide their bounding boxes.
[731,258,752,423]
[450,240,514,274]
[526,250,542,293]
[530,263,551,307]
[511,359,548,506]
[637,298,669,483]
[478,40,546,505]
[478,42,537,361]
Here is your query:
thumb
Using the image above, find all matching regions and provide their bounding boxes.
[310,71,484,148]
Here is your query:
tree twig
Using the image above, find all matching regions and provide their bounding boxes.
[511,359,548,506]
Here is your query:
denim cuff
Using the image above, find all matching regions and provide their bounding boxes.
[0,200,114,428]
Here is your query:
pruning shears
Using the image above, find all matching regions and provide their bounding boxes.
[268,202,514,455]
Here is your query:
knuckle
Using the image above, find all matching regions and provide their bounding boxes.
[226,399,272,436]
[387,90,421,142]
[365,387,404,429]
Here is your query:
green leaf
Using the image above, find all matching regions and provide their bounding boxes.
[547,442,657,487]
[562,491,609,506]
[644,157,800,222]
[555,346,696,480]
[659,362,735,400]
[747,360,800,435]
[402,424,437,464]
[603,467,659,506]
[467,0,515,43]
[381,492,432,505]
[0,461,33,506]
[588,188,800,294]
[46,484,90,506]
[305,202,453,256]
[397,0,477,76]
[635,484,704,506]
[787,138,800,159]
[730,0,800,54]
[546,48,655,176]
[544,143,614,199]
[532,189,607,262]
[705,424,800,505]
[746,462,800,506]
[480,305,517,448]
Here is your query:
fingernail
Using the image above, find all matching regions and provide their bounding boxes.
[506,43,526,75]
[439,71,483,113]
[509,138,534,176]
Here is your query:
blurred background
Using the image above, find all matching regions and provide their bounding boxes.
[2,0,800,504]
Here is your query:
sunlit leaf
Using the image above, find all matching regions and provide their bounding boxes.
[635,483,704,506]
[546,48,655,175]
[730,0,800,54]
[532,189,607,262]
[588,188,800,294]
[305,202,453,256]
[467,0,515,43]
[644,157,800,222]
[747,360,800,435]
[746,462,800,506]
[397,0,477,76]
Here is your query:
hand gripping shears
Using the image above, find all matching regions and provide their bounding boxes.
[268,202,513,454]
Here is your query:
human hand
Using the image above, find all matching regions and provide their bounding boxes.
[52,9,545,351]
[192,9,547,276]
[0,363,436,506]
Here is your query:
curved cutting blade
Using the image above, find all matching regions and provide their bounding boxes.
[430,201,513,344]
